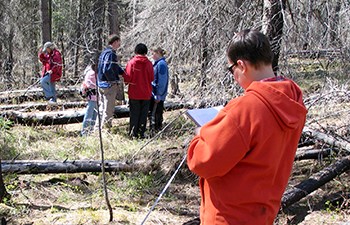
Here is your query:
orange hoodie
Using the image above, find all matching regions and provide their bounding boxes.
[187,78,307,225]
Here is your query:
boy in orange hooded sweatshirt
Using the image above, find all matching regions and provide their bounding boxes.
[187,29,307,224]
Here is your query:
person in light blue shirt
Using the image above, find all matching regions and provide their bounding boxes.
[149,47,169,132]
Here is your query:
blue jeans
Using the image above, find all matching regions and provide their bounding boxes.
[81,100,98,135]
[40,73,57,101]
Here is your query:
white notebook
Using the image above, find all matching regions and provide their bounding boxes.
[185,106,224,127]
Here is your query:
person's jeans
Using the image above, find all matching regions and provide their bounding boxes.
[81,100,98,136]
[129,99,150,138]
[149,99,164,131]
[40,73,56,101]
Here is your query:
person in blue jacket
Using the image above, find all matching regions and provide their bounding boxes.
[97,34,124,129]
[149,47,169,132]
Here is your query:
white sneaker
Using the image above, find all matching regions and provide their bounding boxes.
[48,98,57,105]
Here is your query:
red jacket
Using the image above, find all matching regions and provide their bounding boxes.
[38,49,62,82]
[187,79,307,225]
[124,55,154,100]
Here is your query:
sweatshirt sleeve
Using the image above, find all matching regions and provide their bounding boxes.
[155,63,168,97]
[51,51,62,75]
[123,61,133,83]
[187,106,249,179]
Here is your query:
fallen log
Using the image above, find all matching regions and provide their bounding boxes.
[281,156,350,209]
[1,101,192,126]
[303,126,350,153]
[0,87,80,104]
[0,101,87,112]
[1,160,148,174]
[294,148,336,161]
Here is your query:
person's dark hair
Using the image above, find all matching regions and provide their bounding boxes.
[107,34,120,45]
[135,43,148,55]
[227,29,273,67]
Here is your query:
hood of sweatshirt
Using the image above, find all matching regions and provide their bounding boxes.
[133,55,150,64]
[246,79,307,130]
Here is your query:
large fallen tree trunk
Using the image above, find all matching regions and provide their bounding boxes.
[281,156,350,209]
[0,101,87,112]
[1,160,149,174]
[303,126,350,153]
[294,148,336,161]
[0,87,81,104]
[1,101,192,125]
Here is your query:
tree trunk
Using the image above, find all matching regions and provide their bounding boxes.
[304,0,314,48]
[281,156,350,209]
[0,159,9,203]
[0,87,81,104]
[1,160,149,174]
[262,0,286,73]
[40,0,52,43]
[199,0,209,88]
[303,126,350,153]
[4,26,14,90]
[294,148,335,161]
[92,0,105,62]
[1,101,192,126]
[108,0,120,35]
[328,0,341,47]
[0,101,87,111]
[71,0,82,79]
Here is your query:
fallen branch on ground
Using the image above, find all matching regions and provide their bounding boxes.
[1,160,150,174]
[281,156,350,209]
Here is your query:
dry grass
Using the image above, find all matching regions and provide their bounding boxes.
[1,77,350,224]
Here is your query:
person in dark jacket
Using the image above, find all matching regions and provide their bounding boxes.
[97,34,124,129]
[123,43,154,139]
[38,42,62,104]
[149,47,169,132]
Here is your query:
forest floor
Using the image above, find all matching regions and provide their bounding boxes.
[1,72,350,224]
[1,109,349,225]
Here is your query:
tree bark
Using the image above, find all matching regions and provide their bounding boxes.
[40,0,52,43]
[1,160,149,174]
[1,101,192,126]
[303,126,350,153]
[0,101,87,111]
[262,0,286,73]
[199,0,209,88]
[72,0,82,78]
[108,0,120,35]
[328,0,342,47]
[0,87,81,104]
[92,0,105,62]
[0,159,9,203]
[294,148,335,161]
[281,156,350,209]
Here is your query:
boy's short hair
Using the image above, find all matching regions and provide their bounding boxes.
[107,34,120,45]
[135,43,148,55]
[227,29,273,67]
